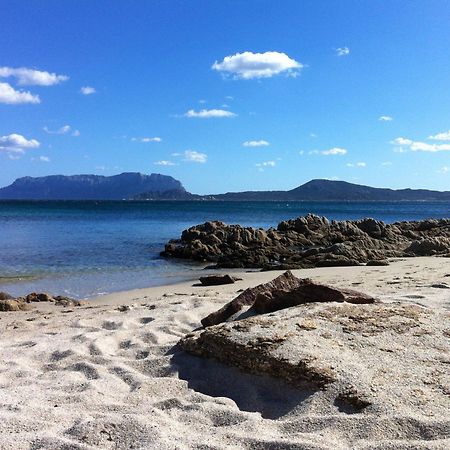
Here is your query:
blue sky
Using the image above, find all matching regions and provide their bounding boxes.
[1,0,450,194]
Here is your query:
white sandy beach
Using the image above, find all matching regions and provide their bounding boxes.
[0,257,449,449]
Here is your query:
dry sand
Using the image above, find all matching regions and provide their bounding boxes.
[0,257,449,449]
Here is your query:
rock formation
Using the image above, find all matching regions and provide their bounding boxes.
[179,275,449,416]
[198,274,242,286]
[0,291,82,312]
[162,215,450,269]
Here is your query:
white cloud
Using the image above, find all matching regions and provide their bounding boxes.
[379,115,393,122]
[255,161,276,167]
[392,137,450,152]
[347,162,366,167]
[154,160,175,166]
[0,133,40,155]
[43,124,80,136]
[242,140,270,147]
[212,51,302,79]
[184,150,207,163]
[39,155,50,162]
[0,82,40,104]
[336,47,350,56]
[321,147,347,156]
[437,166,450,174]
[428,130,450,141]
[44,124,71,135]
[131,137,162,143]
[183,109,236,118]
[381,161,392,166]
[80,86,96,95]
[0,67,68,86]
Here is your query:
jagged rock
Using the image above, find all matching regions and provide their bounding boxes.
[198,274,242,286]
[162,215,450,270]
[180,300,450,415]
[405,238,450,256]
[252,279,377,314]
[0,292,14,300]
[201,271,303,327]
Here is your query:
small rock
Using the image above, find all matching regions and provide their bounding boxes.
[198,274,242,286]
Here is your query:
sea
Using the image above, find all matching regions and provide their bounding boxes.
[1,200,449,299]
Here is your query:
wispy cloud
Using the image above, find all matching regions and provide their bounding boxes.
[428,130,450,141]
[183,109,236,118]
[131,137,162,143]
[0,82,40,104]
[38,155,50,162]
[154,160,176,166]
[437,166,450,174]
[0,133,40,156]
[80,86,96,95]
[379,115,393,122]
[347,162,366,167]
[381,161,392,166]
[44,124,80,136]
[255,161,276,167]
[320,147,348,156]
[392,137,450,152]
[0,67,68,86]
[242,140,270,147]
[184,150,207,163]
[212,51,302,79]
[336,47,350,56]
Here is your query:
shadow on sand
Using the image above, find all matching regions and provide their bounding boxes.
[170,348,315,420]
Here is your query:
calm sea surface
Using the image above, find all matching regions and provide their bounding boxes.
[1,200,449,299]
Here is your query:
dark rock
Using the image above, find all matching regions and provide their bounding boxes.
[162,214,450,270]
[201,271,302,327]
[366,259,390,266]
[0,292,14,300]
[253,279,377,314]
[198,274,242,286]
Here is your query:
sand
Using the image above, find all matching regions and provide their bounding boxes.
[0,257,449,449]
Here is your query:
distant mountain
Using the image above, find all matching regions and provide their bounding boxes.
[208,179,450,201]
[1,175,450,201]
[0,172,185,200]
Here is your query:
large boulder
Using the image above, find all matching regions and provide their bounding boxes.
[180,300,449,416]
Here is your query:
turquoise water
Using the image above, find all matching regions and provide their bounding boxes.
[0,200,449,299]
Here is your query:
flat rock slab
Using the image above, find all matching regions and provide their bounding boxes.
[180,302,450,416]
[198,274,242,286]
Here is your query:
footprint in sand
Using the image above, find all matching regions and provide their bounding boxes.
[68,362,100,380]
[140,317,155,325]
[102,320,123,330]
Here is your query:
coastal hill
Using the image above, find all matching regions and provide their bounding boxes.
[1,174,450,201]
[210,179,450,201]
[0,172,185,200]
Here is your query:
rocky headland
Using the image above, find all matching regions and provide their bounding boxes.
[162,214,450,269]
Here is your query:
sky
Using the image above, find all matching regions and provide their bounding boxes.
[1,0,450,194]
